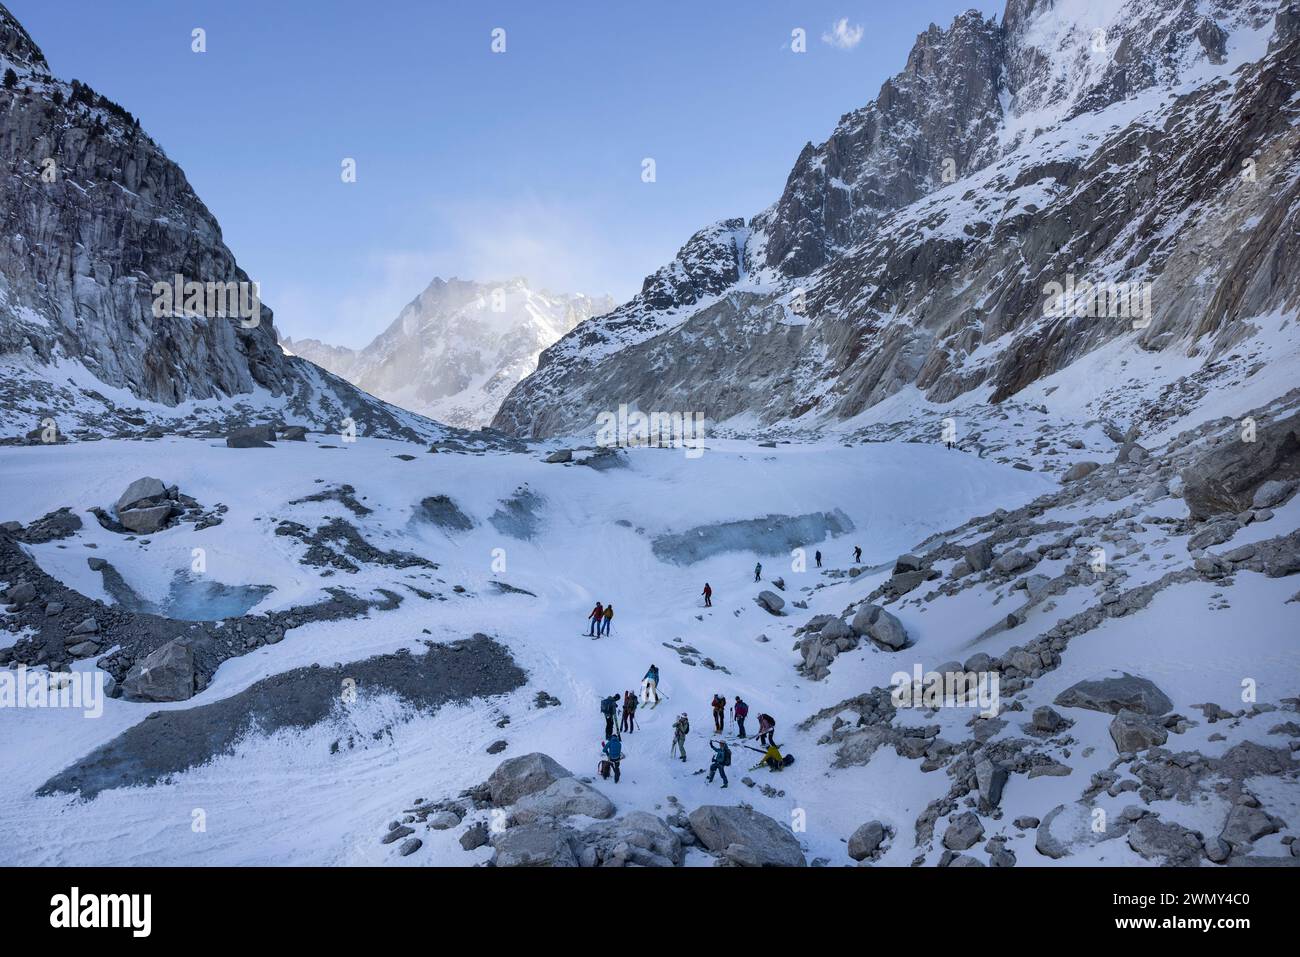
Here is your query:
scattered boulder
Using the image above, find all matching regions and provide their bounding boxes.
[1181,410,1300,520]
[576,811,684,867]
[755,591,786,615]
[492,821,577,867]
[1031,705,1068,733]
[942,812,984,850]
[851,603,909,650]
[280,425,309,441]
[1219,804,1284,849]
[1109,709,1169,753]
[226,425,277,449]
[1062,461,1100,482]
[487,753,572,806]
[544,449,573,464]
[992,549,1035,574]
[847,820,886,861]
[114,477,167,514]
[1054,673,1173,716]
[687,805,806,866]
[118,504,173,534]
[511,777,617,824]
[120,639,196,702]
[459,823,490,851]
[964,539,995,572]
[1252,479,1296,509]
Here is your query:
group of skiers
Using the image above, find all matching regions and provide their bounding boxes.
[696,547,863,606]
[597,669,786,788]
[586,601,615,637]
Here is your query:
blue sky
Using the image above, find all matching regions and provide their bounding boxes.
[12,0,1001,347]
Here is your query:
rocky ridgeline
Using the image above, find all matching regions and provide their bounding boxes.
[792,395,1300,865]
[383,752,810,867]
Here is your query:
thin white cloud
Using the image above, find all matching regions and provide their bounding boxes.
[822,17,864,50]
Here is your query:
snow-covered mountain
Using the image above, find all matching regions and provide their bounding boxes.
[0,3,449,445]
[494,0,1297,439]
[282,279,613,429]
[0,0,1297,874]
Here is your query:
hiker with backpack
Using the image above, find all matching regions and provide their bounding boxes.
[642,664,662,707]
[600,693,620,738]
[587,601,604,637]
[621,690,638,733]
[757,712,776,748]
[702,582,712,607]
[754,561,762,582]
[602,603,614,636]
[600,733,623,783]
[711,694,726,733]
[707,739,731,788]
[815,549,822,568]
[853,545,862,563]
[732,696,749,738]
[670,712,689,762]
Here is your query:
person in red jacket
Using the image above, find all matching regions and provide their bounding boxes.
[587,601,604,637]
[702,582,712,607]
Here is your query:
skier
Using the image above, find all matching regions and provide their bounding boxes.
[711,693,726,733]
[757,712,776,748]
[733,695,749,738]
[754,561,762,583]
[815,549,822,568]
[587,601,604,637]
[670,712,690,762]
[707,739,731,788]
[702,582,712,607]
[602,603,614,636]
[601,733,623,783]
[642,664,662,707]
[600,693,620,738]
[621,690,638,733]
[853,545,862,564]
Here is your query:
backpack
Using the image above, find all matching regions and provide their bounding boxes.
[601,697,616,716]
[677,716,689,736]
[734,701,748,718]
[605,738,622,760]
[720,744,732,767]
[712,696,724,710]
[759,713,774,728]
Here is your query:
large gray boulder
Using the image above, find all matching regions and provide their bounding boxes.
[1062,461,1100,482]
[491,822,577,867]
[1181,411,1300,519]
[575,811,684,867]
[1054,673,1173,716]
[941,811,984,850]
[510,777,616,824]
[688,805,806,867]
[120,639,196,702]
[114,476,166,513]
[1108,709,1168,753]
[226,425,277,448]
[847,820,886,861]
[964,539,994,572]
[487,752,573,806]
[851,603,908,650]
[755,590,785,615]
[1035,802,1123,860]
[1219,804,1284,849]
[118,503,173,534]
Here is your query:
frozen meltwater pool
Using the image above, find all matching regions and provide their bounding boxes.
[102,568,275,621]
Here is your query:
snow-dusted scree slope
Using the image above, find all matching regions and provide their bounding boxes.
[0,0,1297,869]
[282,278,614,429]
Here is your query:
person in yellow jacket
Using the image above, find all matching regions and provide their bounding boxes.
[601,603,613,636]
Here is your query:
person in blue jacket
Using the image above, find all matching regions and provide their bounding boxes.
[707,739,730,788]
[601,733,623,783]
[642,664,661,707]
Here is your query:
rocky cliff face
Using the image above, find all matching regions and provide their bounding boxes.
[283,278,613,429]
[494,0,1294,440]
[0,3,439,442]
